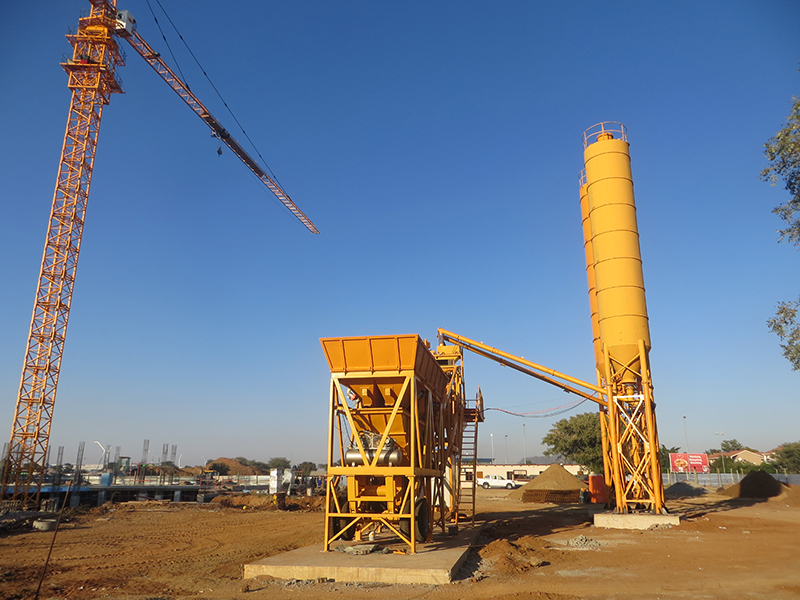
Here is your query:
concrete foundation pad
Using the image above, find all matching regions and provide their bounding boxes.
[593,512,681,530]
[244,525,479,585]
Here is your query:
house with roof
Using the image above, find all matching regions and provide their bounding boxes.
[708,449,772,465]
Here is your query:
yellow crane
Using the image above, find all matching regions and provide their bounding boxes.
[1,0,318,510]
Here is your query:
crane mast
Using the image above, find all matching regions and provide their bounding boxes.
[1,1,316,509]
[0,0,124,509]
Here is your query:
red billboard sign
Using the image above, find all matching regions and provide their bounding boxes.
[669,453,709,473]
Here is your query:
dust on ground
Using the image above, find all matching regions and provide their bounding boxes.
[1,486,800,600]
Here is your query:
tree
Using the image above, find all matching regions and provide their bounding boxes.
[541,412,604,474]
[267,457,291,470]
[295,461,317,477]
[772,441,800,473]
[762,94,800,370]
[706,439,745,455]
[660,445,681,472]
[708,456,776,475]
[767,297,800,370]
[207,461,230,475]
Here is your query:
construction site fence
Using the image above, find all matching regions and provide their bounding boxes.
[663,472,800,487]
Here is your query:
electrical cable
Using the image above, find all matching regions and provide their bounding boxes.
[485,397,589,418]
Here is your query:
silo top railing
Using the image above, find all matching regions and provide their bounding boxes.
[582,122,628,148]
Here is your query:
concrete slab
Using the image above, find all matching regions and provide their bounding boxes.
[593,512,681,530]
[244,525,479,585]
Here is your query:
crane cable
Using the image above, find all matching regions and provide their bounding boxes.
[142,0,291,213]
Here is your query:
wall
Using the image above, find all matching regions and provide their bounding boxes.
[474,463,583,479]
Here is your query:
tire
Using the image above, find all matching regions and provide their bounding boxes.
[506,482,513,489]
[331,517,354,541]
[399,498,430,543]
[482,482,490,489]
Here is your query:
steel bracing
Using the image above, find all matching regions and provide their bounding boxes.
[437,329,665,514]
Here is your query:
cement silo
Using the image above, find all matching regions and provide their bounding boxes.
[581,123,664,513]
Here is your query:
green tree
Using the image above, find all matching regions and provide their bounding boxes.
[708,456,776,475]
[660,445,681,472]
[706,439,745,455]
[267,457,291,470]
[772,442,800,473]
[721,439,744,453]
[295,461,317,477]
[207,461,230,475]
[762,94,800,370]
[541,412,604,474]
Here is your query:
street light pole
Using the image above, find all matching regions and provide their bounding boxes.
[504,435,509,464]
[490,434,494,464]
[523,424,527,465]
[92,440,106,467]
[683,416,690,454]
[715,432,726,474]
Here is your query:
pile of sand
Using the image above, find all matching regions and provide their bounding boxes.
[509,464,586,500]
[478,538,545,575]
[769,483,800,507]
[721,470,788,499]
[664,480,709,498]
[203,457,264,475]
[210,493,325,511]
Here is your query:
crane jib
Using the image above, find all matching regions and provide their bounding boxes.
[122,29,319,234]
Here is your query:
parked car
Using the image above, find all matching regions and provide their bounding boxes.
[477,474,521,489]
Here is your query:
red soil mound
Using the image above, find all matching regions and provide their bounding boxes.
[721,470,788,499]
[509,464,586,500]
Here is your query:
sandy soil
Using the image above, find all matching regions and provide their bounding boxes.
[1,487,799,600]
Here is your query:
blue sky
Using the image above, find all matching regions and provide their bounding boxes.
[1,1,798,469]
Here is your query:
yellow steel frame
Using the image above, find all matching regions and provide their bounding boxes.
[434,344,468,524]
[437,329,664,514]
[600,340,664,513]
[321,335,464,553]
[0,0,124,509]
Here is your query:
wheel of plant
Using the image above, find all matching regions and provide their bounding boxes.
[482,482,490,489]
[506,482,513,489]
[331,517,354,541]
[399,497,431,543]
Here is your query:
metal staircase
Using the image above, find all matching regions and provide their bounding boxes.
[457,391,484,523]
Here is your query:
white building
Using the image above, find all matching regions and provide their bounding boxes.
[474,462,583,480]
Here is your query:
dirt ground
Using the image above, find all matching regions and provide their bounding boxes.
[1,487,799,600]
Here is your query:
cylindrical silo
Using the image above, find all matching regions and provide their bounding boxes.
[579,172,602,371]
[582,123,650,382]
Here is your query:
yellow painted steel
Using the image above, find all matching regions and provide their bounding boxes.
[437,329,607,403]
[320,335,469,553]
[582,122,664,514]
[579,173,602,369]
[584,124,650,382]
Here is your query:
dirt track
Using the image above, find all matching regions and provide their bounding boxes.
[1,488,799,600]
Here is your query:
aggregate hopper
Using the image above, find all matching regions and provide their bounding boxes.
[320,335,466,553]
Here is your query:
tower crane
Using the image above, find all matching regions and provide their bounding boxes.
[1,0,318,509]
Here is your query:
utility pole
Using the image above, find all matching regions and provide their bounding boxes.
[523,424,527,465]
[683,416,690,454]
[715,432,726,474]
